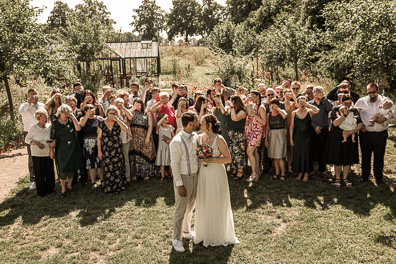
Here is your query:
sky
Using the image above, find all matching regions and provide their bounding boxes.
[31,0,227,33]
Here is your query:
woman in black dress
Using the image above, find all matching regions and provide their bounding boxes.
[97,105,129,193]
[324,96,363,187]
[289,96,319,182]
[80,104,104,188]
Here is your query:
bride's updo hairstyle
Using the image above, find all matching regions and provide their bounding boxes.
[203,114,220,134]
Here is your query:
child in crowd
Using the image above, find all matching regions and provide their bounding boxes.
[155,113,175,181]
[368,100,394,126]
[337,104,358,143]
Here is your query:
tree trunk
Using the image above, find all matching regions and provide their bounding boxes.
[185,31,188,43]
[3,75,14,120]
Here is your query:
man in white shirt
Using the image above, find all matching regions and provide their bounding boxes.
[169,112,200,252]
[355,83,396,184]
[19,88,45,189]
[128,82,141,105]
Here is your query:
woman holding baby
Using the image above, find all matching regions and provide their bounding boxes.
[324,95,363,187]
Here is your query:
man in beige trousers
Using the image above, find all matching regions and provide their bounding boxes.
[169,112,200,252]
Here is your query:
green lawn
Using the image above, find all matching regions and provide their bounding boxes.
[1,139,395,263]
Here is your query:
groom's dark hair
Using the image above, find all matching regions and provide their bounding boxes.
[181,112,196,127]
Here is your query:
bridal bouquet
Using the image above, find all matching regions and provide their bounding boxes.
[196,144,213,167]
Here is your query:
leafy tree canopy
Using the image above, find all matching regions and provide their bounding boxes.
[130,0,166,40]
[167,0,201,42]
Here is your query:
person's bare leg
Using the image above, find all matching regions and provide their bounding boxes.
[351,133,356,143]
[60,179,66,193]
[342,165,351,181]
[160,166,165,180]
[247,146,257,181]
[89,169,97,184]
[253,148,261,181]
[67,178,73,190]
[272,159,279,179]
[279,159,286,180]
[97,168,104,181]
[333,165,342,187]
[287,146,293,172]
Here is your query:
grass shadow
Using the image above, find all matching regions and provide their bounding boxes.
[0,176,176,227]
[169,241,234,264]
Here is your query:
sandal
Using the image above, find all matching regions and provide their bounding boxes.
[132,176,137,181]
[332,179,341,187]
[247,174,256,182]
[143,177,149,181]
[344,180,352,187]
[68,187,73,193]
[160,176,165,181]
[59,192,66,198]
[91,183,97,188]
[271,174,279,180]
[280,176,286,181]
[234,171,244,180]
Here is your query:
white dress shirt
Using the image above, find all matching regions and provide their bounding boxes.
[355,95,396,132]
[170,130,199,186]
[19,102,45,132]
[129,93,141,105]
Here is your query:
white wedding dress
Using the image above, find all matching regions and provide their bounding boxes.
[194,135,239,247]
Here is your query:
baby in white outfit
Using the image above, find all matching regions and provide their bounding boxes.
[338,111,358,143]
[368,100,394,127]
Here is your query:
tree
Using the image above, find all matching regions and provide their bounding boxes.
[130,0,165,40]
[320,0,396,90]
[46,1,73,33]
[167,0,201,42]
[0,0,46,118]
[63,0,115,91]
[208,19,237,55]
[226,0,262,24]
[199,0,224,37]
[261,17,320,81]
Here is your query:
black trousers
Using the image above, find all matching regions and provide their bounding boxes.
[312,128,329,173]
[32,156,55,196]
[359,130,388,180]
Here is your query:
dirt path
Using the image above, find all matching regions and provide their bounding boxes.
[0,147,28,202]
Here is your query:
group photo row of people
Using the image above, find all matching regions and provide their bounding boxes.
[20,77,395,199]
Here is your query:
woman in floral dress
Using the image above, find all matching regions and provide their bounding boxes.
[227,95,247,180]
[97,105,129,193]
[245,90,266,182]
[129,99,158,180]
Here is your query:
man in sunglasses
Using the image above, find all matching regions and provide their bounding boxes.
[355,83,396,185]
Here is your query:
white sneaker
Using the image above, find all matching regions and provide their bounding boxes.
[182,232,194,240]
[172,239,185,252]
[29,182,36,190]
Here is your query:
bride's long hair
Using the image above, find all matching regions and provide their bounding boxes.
[202,114,221,134]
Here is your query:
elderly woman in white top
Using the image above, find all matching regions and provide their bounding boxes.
[25,109,55,197]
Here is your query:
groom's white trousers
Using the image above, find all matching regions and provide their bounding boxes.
[173,172,198,240]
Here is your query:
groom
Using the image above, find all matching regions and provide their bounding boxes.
[169,112,200,252]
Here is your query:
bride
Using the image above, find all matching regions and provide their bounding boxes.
[194,114,239,247]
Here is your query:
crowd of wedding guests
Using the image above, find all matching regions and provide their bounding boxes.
[20,77,395,198]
